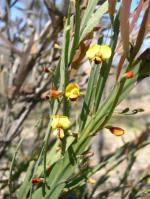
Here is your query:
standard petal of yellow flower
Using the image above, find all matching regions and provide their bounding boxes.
[65,83,80,101]
[86,44,101,61]
[86,44,111,63]
[51,115,71,129]
[99,45,112,59]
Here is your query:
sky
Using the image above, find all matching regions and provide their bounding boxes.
[0,0,140,21]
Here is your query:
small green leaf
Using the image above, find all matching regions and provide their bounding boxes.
[80,0,100,34]
[18,161,34,199]
[80,1,108,42]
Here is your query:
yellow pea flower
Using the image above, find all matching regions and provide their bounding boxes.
[65,83,80,101]
[51,115,71,129]
[86,44,112,64]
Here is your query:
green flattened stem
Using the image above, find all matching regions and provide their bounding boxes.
[79,63,100,131]
[9,139,23,199]
[69,0,80,63]
[76,62,132,154]
[94,12,120,112]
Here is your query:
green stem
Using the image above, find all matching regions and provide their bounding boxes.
[79,64,99,131]
[69,0,81,63]
[76,61,132,154]
[9,139,23,199]
[94,12,120,111]
[101,60,133,125]
[43,102,61,188]
[94,61,108,111]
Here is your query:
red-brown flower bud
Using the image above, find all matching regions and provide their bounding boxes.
[32,178,43,185]
[42,66,50,73]
[106,126,125,136]
[125,71,134,79]
[50,90,61,98]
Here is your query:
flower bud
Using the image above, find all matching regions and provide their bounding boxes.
[32,178,43,185]
[106,126,125,136]
[50,90,61,98]
[42,66,50,73]
[87,177,96,184]
[125,71,134,79]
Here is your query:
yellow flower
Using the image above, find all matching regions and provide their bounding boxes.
[51,115,71,129]
[65,83,80,101]
[86,44,112,64]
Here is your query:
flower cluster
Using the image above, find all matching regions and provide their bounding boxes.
[49,84,80,140]
[48,44,128,142]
